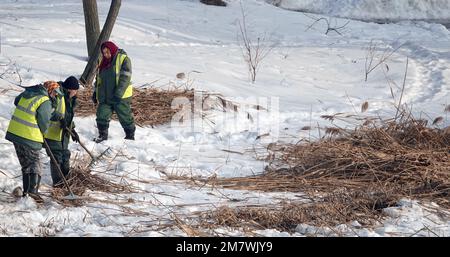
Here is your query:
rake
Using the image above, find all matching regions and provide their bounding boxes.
[43,139,83,200]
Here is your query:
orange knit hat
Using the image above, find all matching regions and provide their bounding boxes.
[43,81,60,95]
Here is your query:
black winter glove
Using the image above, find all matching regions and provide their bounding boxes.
[71,129,80,143]
[92,91,98,105]
[60,119,68,129]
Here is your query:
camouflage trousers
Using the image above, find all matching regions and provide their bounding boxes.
[13,142,41,175]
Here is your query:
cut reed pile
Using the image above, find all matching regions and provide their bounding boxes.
[76,88,195,127]
[201,189,397,232]
[51,155,135,206]
[204,109,450,231]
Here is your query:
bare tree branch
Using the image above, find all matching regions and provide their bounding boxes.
[304,14,350,36]
[237,1,275,83]
[0,57,24,87]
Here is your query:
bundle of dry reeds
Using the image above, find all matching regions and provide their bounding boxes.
[76,88,195,127]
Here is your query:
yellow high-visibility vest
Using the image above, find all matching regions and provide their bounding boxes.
[44,95,66,141]
[96,53,133,100]
[7,95,50,143]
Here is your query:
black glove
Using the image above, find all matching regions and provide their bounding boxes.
[60,119,68,129]
[92,92,98,104]
[112,95,121,104]
[71,129,80,143]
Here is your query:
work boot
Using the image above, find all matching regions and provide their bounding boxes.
[24,173,43,203]
[124,126,135,140]
[28,193,44,203]
[94,124,109,143]
[94,130,108,143]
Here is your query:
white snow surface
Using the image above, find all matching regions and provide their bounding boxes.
[0,0,449,236]
[269,0,450,22]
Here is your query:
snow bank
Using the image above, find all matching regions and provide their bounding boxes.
[268,0,450,22]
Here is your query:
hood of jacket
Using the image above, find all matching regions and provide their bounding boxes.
[21,84,48,99]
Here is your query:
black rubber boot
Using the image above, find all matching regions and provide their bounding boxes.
[22,173,30,197]
[94,123,109,143]
[50,162,63,188]
[124,126,135,140]
[28,174,40,194]
[24,173,43,203]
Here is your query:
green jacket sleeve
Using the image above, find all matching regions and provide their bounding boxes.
[36,100,52,134]
[14,93,23,106]
[115,56,132,98]
[66,96,77,130]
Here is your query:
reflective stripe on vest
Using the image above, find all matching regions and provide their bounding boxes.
[44,95,66,141]
[7,95,50,143]
[115,53,133,99]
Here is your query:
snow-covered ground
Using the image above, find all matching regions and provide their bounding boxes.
[269,0,450,24]
[0,0,449,236]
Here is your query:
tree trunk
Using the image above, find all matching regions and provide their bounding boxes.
[80,0,122,88]
[83,0,100,57]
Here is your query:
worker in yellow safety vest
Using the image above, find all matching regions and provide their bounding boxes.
[5,81,61,202]
[44,76,80,187]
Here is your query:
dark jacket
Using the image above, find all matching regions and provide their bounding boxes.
[47,86,77,150]
[5,85,52,150]
[95,49,132,104]
[59,84,77,129]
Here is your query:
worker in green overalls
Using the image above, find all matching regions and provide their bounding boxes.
[92,41,135,143]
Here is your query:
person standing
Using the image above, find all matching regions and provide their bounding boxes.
[5,81,60,202]
[44,76,80,187]
[92,41,135,143]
